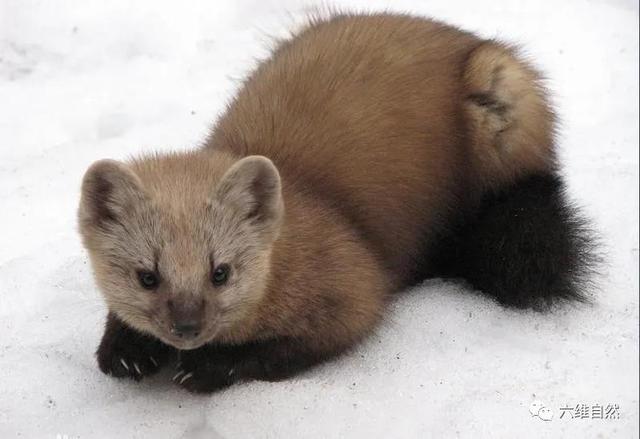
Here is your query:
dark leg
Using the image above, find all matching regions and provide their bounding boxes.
[97,312,173,381]
[174,337,327,393]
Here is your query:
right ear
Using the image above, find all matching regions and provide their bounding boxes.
[215,156,283,229]
[78,159,145,230]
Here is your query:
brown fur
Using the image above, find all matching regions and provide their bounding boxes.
[79,13,556,392]
[463,42,556,189]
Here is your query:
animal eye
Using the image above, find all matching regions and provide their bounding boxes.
[211,263,230,286]
[137,271,159,290]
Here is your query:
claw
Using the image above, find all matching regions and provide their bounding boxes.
[133,362,142,375]
[179,372,193,384]
[149,356,158,367]
[119,358,130,372]
[228,368,235,377]
[172,370,185,382]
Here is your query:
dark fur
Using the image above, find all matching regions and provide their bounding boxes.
[432,172,598,309]
[97,316,326,392]
[175,338,326,393]
[97,313,172,380]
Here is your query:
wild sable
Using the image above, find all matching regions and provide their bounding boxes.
[78,13,595,393]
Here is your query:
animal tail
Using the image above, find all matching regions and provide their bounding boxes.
[433,172,598,310]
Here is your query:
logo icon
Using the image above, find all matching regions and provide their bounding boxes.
[529,400,554,421]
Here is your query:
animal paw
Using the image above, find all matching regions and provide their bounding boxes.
[172,350,238,393]
[96,323,171,381]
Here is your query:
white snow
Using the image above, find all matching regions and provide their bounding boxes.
[0,1,637,438]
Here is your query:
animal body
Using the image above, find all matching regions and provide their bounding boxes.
[78,13,594,392]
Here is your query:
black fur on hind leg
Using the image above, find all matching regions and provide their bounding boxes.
[432,173,599,310]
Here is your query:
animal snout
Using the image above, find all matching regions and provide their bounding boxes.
[167,298,204,339]
[171,321,201,339]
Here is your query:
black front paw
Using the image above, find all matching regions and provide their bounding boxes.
[97,315,172,381]
[173,348,239,393]
[172,339,321,392]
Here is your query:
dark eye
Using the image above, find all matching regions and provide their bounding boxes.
[211,263,230,286]
[137,271,159,290]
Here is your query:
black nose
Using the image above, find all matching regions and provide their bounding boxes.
[171,321,201,339]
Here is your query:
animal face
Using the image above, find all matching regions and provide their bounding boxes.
[78,153,283,350]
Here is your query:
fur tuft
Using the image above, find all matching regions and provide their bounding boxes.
[434,173,599,310]
[463,42,557,191]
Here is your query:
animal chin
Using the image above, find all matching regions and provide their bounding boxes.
[159,334,205,350]
[172,339,206,351]
[161,328,217,351]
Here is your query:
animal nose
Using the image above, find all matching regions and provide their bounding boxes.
[167,298,204,339]
[171,321,201,339]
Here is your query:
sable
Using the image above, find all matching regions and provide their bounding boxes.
[79,12,595,393]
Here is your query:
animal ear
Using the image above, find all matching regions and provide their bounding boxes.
[216,156,283,227]
[78,159,146,230]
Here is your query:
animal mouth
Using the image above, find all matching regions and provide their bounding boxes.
[150,315,222,350]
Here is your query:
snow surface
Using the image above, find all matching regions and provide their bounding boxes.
[0,0,638,438]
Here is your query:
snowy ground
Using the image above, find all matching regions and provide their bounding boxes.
[0,0,638,438]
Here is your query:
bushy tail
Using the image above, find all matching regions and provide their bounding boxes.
[433,173,598,310]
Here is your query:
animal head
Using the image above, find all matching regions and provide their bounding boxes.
[78,152,283,350]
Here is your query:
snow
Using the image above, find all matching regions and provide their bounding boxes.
[0,0,637,437]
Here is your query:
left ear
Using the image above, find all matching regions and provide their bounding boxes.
[216,156,283,228]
